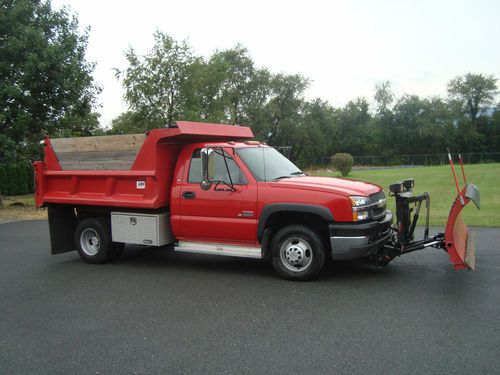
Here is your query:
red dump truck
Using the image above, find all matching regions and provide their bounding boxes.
[34,121,479,280]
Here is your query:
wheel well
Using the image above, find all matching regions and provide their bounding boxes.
[263,211,331,254]
[76,206,110,221]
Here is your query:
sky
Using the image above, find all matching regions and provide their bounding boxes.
[51,0,500,128]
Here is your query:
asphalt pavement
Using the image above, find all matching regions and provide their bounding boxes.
[1,220,499,374]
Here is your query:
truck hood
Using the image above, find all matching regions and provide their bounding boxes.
[269,176,382,197]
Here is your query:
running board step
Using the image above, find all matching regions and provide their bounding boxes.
[174,241,262,259]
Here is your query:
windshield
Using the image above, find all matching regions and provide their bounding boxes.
[236,147,303,182]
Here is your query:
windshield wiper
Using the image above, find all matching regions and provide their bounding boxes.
[271,171,305,181]
[271,175,293,181]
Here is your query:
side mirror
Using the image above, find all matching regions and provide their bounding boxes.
[200,147,213,190]
[200,179,212,191]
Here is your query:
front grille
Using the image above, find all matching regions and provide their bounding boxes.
[370,191,385,202]
[369,191,387,220]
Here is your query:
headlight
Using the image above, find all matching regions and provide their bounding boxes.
[350,196,369,207]
[350,196,370,221]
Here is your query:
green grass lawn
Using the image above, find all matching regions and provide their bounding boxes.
[313,163,500,227]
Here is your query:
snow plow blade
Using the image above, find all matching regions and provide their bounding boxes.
[444,184,480,270]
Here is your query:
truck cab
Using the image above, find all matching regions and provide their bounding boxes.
[35,121,392,280]
[171,141,392,279]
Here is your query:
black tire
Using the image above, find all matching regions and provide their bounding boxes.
[271,225,326,281]
[75,217,122,264]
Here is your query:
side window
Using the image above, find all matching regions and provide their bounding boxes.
[188,148,248,185]
[188,149,202,183]
[210,150,247,185]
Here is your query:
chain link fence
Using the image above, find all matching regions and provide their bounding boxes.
[301,152,500,169]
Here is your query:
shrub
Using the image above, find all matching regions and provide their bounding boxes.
[0,162,34,196]
[331,153,354,177]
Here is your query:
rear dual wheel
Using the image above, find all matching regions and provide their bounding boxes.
[271,225,326,281]
[75,217,124,264]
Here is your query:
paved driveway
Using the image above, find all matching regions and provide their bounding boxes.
[1,221,499,374]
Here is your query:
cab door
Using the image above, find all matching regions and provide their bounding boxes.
[179,147,258,244]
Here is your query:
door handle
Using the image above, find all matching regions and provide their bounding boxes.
[182,191,196,199]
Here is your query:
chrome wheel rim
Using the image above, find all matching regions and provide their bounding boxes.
[80,228,100,256]
[279,237,313,272]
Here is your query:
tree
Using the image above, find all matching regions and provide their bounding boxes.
[181,45,261,125]
[0,0,101,162]
[265,73,309,146]
[374,81,395,114]
[301,99,337,157]
[447,73,498,152]
[108,111,145,134]
[419,97,456,154]
[390,95,450,155]
[207,46,255,125]
[478,102,500,153]
[372,82,397,159]
[447,73,498,125]
[120,31,198,127]
[182,45,273,128]
[118,33,311,162]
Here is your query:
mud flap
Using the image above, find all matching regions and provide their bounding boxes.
[444,184,480,270]
[48,204,77,254]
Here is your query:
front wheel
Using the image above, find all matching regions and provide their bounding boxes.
[271,225,326,281]
[75,217,123,263]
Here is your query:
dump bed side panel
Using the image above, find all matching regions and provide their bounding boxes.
[37,133,182,209]
[35,122,255,209]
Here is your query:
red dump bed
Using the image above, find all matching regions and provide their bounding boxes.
[34,121,254,209]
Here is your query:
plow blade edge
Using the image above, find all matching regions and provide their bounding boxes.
[444,184,480,270]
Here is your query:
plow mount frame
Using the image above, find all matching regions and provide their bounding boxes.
[370,151,480,270]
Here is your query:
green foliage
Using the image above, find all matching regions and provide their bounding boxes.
[0,162,33,196]
[0,135,17,163]
[119,32,197,127]
[374,81,394,114]
[0,0,100,163]
[114,33,499,165]
[331,153,354,177]
[447,73,498,153]
[335,98,372,155]
[204,45,257,124]
[448,73,498,123]
[116,33,312,162]
[108,111,147,134]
